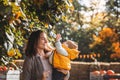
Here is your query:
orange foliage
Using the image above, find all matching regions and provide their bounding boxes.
[15,11,21,19]
[111,53,120,58]
[93,34,102,43]
[99,27,118,41]
[112,42,120,50]
[90,27,120,59]
[100,28,113,37]
[111,42,120,58]
[89,34,102,48]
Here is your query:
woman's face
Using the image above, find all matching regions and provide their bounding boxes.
[38,32,48,49]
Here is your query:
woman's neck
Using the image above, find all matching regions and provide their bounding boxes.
[37,49,45,56]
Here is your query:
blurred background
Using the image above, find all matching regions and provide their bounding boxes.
[0,0,120,64]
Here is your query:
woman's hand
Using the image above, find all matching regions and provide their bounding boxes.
[57,69,69,75]
[42,71,50,80]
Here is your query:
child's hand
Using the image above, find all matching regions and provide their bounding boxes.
[56,34,61,41]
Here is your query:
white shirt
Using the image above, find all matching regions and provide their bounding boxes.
[49,41,68,64]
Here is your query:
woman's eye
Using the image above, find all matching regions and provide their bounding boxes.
[41,38,45,40]
[41,37,47,41]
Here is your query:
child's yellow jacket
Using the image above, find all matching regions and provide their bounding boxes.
[52,44,79,70]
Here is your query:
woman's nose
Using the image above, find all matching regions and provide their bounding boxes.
[45,39,48,43]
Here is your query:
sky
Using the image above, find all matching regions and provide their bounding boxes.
[77,0,107,28]
[78,0,107,12]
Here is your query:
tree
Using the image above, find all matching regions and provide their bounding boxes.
[1,0,120,62]
[89,27,120,62]
[0,0,74,65]
[66,0,120,62]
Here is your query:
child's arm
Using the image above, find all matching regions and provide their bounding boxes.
[49,34,68,64]
[55,41,68,56]
[55,34,68,56]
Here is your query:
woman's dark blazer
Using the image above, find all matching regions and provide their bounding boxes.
[21,55,44,80]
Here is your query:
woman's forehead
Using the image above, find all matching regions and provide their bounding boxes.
[40,32,47,37]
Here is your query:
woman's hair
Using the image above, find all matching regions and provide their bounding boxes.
[25,30,44,57]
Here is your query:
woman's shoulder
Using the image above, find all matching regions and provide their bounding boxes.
[24,55,37,62]
[24,55,40,65]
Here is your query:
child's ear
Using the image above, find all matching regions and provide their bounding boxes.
[63,42,68,47]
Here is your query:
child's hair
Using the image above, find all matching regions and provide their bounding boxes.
[63,40,78,49]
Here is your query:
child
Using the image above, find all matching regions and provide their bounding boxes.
[49,34,79,80]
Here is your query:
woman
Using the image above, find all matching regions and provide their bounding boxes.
[22,30,53,80]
